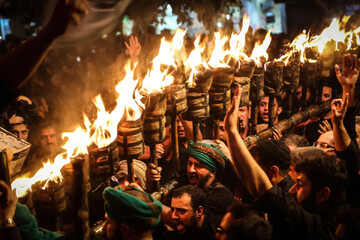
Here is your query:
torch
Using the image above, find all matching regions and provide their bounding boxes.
[249,61,265,135]
[117,118,145,184]
[143,92,167,192]
[299,60,317,109]
[233,58,255,133]
[264,60,284,128]
[282,55,300,118]
[165,79,187,173]
[209,66,234,139]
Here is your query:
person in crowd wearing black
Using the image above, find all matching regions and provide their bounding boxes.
[0,0,88,111]
[102,186,162,240]
[167,185,215,240]
[225,85,348,239]
[216,202,272,240]
[154,140,234,238]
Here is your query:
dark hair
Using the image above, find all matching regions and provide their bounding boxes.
[249,140,290,176]
[227,202,261,219]
[227,215,272,240]
[295,155,347,205]
[337,208,360,240]
[172,185,206,211]
[283,134,309,149]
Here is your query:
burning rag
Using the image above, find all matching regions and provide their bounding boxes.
[103,186,162,227]
[14,203,64,240]
[186,140,227,173]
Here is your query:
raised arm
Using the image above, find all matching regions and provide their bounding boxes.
[332,96,350,151]
[0,0,88,100]
[224,86,272,199]
[334,53,360,107]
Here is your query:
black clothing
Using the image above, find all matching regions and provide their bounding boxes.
[255,185,348,240]
[164,214,215,240]
[277,174,295,192]
[336,141,360,207]
[204,180,234,232]
[1,226,22,240]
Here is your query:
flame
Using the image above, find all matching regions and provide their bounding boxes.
[208,32,230,68]
[278,32,311,64]
[12,126,89,197]
[229,13,251,60]
[141,31,186,95]
[250,30,272,67]
[185,35,209,87]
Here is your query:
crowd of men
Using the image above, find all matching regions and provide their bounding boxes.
[0,1,360,240]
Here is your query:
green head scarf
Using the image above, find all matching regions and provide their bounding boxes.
[14,203,64,240]
[186,140,228,172]
[103,186,162,228]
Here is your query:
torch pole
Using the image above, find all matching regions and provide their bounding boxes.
[171,109,180,173]
[126,158,135,183]
[193,121,199,141]
[268,94,275,128]
[250,102,259,135]
[0,151,10,186]
[71,155,90,240]
[317,79,323,105]
[213,119,220,140]
[150,144,160,191]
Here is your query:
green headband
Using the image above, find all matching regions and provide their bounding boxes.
[186,140,227,172]
[103,186,162,228]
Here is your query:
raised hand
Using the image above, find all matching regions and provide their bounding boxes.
[331,94,348,126]
[224,85,243,133]
[334,53,360,88]
[125,36,141,60]
[318,120,332,135]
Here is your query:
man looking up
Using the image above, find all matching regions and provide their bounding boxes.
[102,186,162,240]
[225,85,348,239]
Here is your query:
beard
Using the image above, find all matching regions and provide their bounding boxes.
[299,191,317,213]
[196,172,211,189]
[176,215,198,235]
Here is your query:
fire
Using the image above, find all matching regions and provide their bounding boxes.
[250,30,272,67]
[12,126,89,197]
[278,32,312,64]
[140,31,186,95]
[208,32,230,68]
[185,35,209,87]
[229,13,251,60]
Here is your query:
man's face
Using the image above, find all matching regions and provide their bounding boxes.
[178,119,186,141]
[162,126,172,159]
[39,126,58,153]
[187,157,212,189]
[216,212,233,240]
[321,86,332,103]
[295,86,311,102]
[258,96,281,123]
[103,214,122,240]
[218,121,226,142]
[238,106,249,131]
[315,131,335,156]
[171,193,197,235]
[10,123,29,141]
[289,173,313,209]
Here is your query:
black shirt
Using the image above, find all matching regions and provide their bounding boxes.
[255,185,347,240]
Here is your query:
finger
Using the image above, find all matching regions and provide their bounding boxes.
[233,85,243,110]
[318,129,324,135]
[124,41,130,49]
[319,124,326,132]
[334,64,340,78]
[148,163,156,169]
[343,93,348,110]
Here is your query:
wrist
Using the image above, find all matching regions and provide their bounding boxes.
[1,217,15,229]
[342,85,355,93]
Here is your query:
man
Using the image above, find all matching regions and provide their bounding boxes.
[156,140,234,236]
[258,95,282,124]
[313,131,336,156]
[225,85,348,239]
[168,185,214,240]
[238,104,250,138]
[22,119,60,174]
[8,115,29,141]
[216,203,272,240]
[249,140,294,192]
[102,186,162,240]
